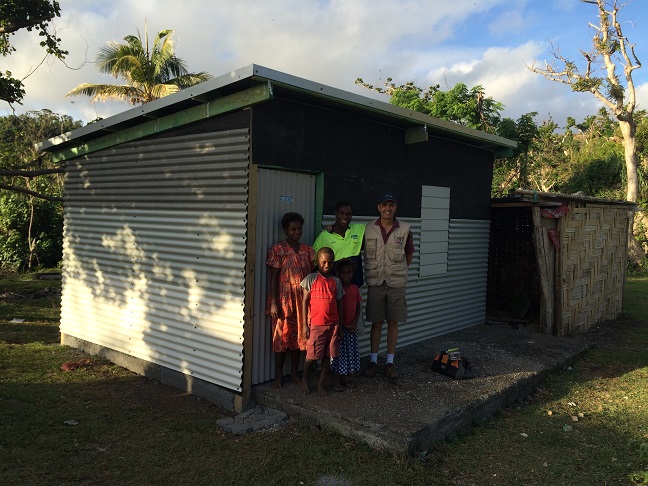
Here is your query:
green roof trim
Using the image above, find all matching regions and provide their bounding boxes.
[48,83,272,163]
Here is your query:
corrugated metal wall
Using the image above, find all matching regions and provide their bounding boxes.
[61,130,250,392]
[318,216,491,355]
[251,168,316,384]
[404,218,492,340]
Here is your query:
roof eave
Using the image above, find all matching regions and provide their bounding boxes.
[38,63,517,156]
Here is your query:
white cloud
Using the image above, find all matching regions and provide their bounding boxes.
[2,0,645,130]
[413,40,606,126]
[636,82,648,113]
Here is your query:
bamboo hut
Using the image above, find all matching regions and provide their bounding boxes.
[488,189,634,336]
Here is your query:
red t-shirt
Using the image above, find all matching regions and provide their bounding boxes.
[341,284,361,327]
[301,272,344,325]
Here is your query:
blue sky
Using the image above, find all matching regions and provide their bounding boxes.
[4,0,648,130]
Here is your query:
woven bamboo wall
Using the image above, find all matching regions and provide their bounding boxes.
[559,203,629,334]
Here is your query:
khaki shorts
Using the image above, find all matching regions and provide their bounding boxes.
[306,323,340,360]
[365,282,407,323]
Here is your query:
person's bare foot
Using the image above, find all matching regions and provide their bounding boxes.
[317,385,328,397]
[301,381,311,394]
[272,377,283,388]
[290,374,301,385]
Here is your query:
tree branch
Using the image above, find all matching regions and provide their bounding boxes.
[0,167,64,177]
[0,182,62,201]
[0,16,55,34]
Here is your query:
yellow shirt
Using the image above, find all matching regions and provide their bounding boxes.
[312,223,365,260]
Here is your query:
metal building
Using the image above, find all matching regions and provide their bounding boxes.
[38,65,516,411]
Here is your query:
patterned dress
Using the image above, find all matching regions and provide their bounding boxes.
[330,284,362,375]
[266,240,315,352]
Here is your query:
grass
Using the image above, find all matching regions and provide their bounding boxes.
[625,271,648,321]
[1,270,647,485]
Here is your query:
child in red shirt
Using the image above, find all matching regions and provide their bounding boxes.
[331,258,362,389]
[300,247,344,396]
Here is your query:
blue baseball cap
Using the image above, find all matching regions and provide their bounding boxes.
[378,192,397,204]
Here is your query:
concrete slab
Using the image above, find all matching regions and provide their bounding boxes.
[217,405,288,435]
[253,322,591,456]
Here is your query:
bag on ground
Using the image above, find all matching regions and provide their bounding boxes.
[431,348,474,379]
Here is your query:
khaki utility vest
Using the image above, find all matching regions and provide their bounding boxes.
[364,220,410,288]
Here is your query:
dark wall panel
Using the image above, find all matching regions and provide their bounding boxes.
[144,110,250,140]
[250,98,494,219]
[407,138,494,220]
[251,98,405,217]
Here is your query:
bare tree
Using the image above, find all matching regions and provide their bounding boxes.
[529,0,643,259]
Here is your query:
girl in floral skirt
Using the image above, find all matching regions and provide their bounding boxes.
[267,212,315,387]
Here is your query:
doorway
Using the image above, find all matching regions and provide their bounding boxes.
[251,168,318,384]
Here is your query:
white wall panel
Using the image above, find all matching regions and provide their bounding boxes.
[419,186,450,277]
[61,130,249,391]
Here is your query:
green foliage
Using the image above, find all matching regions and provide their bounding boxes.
[622,272,648,317]
[0,192,28,269]
[635,111,648,163]
[572,77,603,93]
[559,155,624,198]
[493,112,567,195]
[556,127,625,198]
[576,107,616,137]
[356,78,503,132]
[66,25,212,105]
[0,192,63,271]
[0,0,67,104]
[492,107,644,202]
[387,81,438,113]
[0,110,81,171]
[0,110,81,271]
[426,83,504,132]
[512,112,540,154]
[0,70,25,104]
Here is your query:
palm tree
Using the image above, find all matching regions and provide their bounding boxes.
[66,26,212,105]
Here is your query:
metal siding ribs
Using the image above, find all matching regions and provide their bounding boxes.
[61,129,249,392]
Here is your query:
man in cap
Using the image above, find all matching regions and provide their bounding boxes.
[363,193,414,380]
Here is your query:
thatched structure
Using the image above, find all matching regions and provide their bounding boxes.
[489,190,634,336]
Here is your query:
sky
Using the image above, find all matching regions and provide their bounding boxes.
[4,0,648,130]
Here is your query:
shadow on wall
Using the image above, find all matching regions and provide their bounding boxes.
[61,134,250,401]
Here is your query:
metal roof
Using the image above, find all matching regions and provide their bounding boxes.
[37,64,517,157]
[514,189,636,206]
[492,189,635,207]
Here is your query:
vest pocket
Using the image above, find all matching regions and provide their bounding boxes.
[365,238,377,260]
[389,247,405,263]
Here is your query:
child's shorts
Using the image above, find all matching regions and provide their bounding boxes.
[306,323,339,360]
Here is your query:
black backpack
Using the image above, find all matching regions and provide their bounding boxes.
[431,348,474,379]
